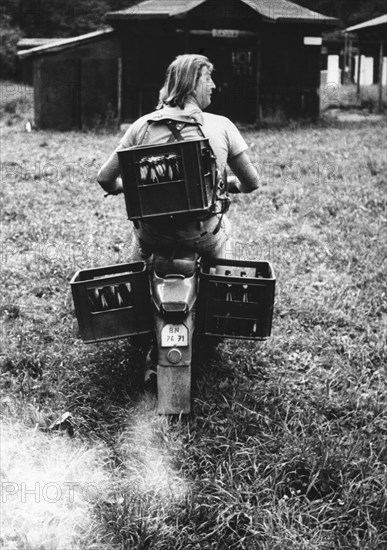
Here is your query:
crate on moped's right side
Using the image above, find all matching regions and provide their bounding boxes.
[70,261,153,343]
[196,259,275,340]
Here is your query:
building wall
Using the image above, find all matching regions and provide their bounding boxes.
[33,35,121,130]
[115,5,325,123]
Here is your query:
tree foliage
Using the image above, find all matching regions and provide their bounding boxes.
[0,13,23,78]
[2,0,139,37]
[295,0,387,28]
[1,0,139,77]
[1,0,385,78]
[3,0,386,37]
[2,0,386,37]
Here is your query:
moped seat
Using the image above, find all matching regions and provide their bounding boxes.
[153,253,198,278]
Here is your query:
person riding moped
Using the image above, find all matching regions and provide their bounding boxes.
[97,54,260,396]
[97,54,260,263]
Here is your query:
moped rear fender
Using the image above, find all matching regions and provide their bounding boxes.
[151,272,197,315]
[151,271,197,368]
[149,252,199,413]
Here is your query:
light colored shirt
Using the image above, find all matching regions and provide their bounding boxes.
[119,101,248,175]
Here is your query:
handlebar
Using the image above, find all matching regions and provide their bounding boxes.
[103,177,124,197]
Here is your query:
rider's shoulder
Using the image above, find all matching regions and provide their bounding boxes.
[202,112,239,132]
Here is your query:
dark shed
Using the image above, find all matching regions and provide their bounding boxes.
[18,38,75,84]
[18,28,120,130]
[107,0,338,123]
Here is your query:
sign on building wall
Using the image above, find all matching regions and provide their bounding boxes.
[232,50,254,77]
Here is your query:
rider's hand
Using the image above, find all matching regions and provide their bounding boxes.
[226,174,242,194]
[106,177,123,196]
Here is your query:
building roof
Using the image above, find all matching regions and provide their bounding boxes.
[17,37,74,50]
[18,28,115,59]
[107,0,337,24]
[344,14,387,33]
[107,0,205,19]
[241,0,336,23]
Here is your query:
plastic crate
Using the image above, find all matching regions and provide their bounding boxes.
[196,259,275,340]
[70,262,153,343]
[118,138,216,221]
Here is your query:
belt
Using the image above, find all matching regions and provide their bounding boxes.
[140,212,216,231]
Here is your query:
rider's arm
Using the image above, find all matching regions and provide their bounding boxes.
[228,151,259,193]
[97,150,124,195]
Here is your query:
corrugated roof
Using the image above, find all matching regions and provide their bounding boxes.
[107,0,206,18]
[17,38,74,49]
[344,14,387,33]
[17,28,115,59]
[240,0,337,23]
[107,0,337,23]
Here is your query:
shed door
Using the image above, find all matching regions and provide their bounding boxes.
[192,36,257,122]
[34,57,119,130]
[35,58,80,130]
[81,58,120,128]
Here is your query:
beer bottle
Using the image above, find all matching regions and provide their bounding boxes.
[88,288,100,312]
[118,283,132,306]
[241,272,249,303]
[149,163,159,184]
[224,270,236,335]
[104,285,118,308]
[99,288,109,310]
[116,288,125,308]
[213,269,229,301]
[240,271,254,336]
[139,160,148,184]
[209,267,218,299]
[224,270,234,302]
[231,271,247,302]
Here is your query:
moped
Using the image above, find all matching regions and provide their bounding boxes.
[70,126,275,414]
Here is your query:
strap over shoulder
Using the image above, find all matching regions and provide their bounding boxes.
[139,110,206,145]
[145,109,204,126]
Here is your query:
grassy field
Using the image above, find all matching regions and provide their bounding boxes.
[320,83,387,113]
[1,82,387,549]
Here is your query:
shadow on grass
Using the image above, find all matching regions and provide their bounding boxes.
[66,334,153,439]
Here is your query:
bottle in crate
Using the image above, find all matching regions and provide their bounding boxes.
[104,285,118,309]
[118,283,132,306]
[87,288,99,312]
[196,259,275,340]
[224,270,239,336]
[71,261,153,343]
[238,272,253,336]
[99,289,109,310]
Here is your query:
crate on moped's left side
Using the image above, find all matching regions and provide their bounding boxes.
[117,138,216,221]
[70,262,153,343]
[196,259,275,340]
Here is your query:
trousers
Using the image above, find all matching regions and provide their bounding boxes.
[131,214,235,261]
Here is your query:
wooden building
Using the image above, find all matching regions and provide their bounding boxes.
[107,0,337,123]
[344,15,387,112]
[17,0,338,129]
[18,28,120,130]
[18,38,76,85]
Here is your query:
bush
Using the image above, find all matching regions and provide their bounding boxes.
[0,15,23,79]
[0,80,34,125]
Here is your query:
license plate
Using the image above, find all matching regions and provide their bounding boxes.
[161,324,188,347]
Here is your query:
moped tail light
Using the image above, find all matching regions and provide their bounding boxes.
[160,301,189,321]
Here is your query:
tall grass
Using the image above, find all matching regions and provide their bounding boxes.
[320,83,387,112]
[1,81,387,549]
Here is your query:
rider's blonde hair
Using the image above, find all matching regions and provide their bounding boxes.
[157,54,213,109]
